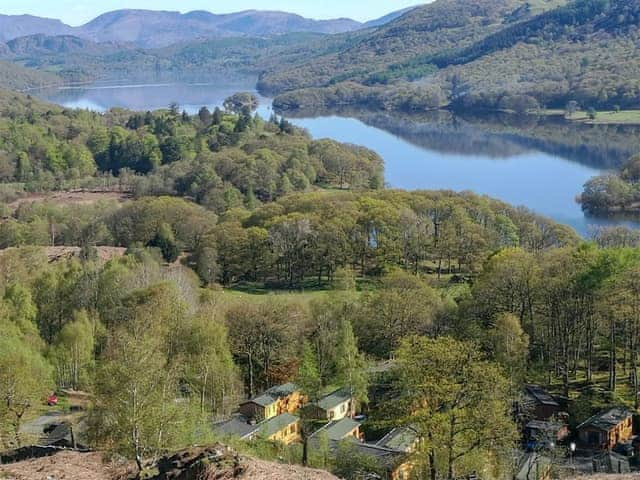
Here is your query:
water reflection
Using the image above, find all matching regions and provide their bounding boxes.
[282,106,640,170]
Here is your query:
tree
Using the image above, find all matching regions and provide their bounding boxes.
[192,243,219,285]
[173,311,242,418]
[269,216,315,288]
[148,223,180,263]
[0,325,52,447]
[564,100,579,117]
[226,300,300,396]
[296,340,322,402]
[296,340,322,467]
[160,136,182,164]
[198,106,212,126]
[353,271,445,358]
[487,313,529,384]
[50,310,96,390]
[333,266,357,291]
[394,336,517,480]
[223,92,259,114]
[88,309,189,471]
[334,441,385,480]
[335,319,368,417]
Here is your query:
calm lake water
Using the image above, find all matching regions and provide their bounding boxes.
[40,80,640,236]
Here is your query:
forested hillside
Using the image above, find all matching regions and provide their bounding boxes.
[0,60,62,91]
[263,0,640,112]
[0,90,382,208]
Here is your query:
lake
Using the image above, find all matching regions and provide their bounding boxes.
[40,80,640,236]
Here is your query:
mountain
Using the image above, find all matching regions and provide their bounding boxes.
[362,5,421,28]
[0,14,73,42]
[77,9,361,47]
[0,7,412,49]
[263,0,640,113]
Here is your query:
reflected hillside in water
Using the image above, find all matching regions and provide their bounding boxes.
[282,106,640,170]
[37,76,259,113]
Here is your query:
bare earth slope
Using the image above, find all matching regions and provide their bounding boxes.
[0,450,339,480]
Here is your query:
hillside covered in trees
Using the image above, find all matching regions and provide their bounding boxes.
[0,89,383,210]
[264,0,640,113]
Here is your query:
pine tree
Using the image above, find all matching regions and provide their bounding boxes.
[296,340,322,402]
[335,319,368,417]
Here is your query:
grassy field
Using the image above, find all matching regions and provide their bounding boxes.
[541,109,640,125]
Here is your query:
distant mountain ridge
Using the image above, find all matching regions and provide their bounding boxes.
[0,14,73,42]
[362,6,420,28]
[0,7,418,48]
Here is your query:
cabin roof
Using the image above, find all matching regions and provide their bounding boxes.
[214,415,259,439]
[524,384,560,407]
[577,407,634,432]
[594,451,631,473]
[311,418,360,442]
[346,441,407,470]
[215,412,299,439]
[525,420,565,432]
[240,382,299,408]
[316,387,352,411]
[258,412,299,438]
[376,425,419,452]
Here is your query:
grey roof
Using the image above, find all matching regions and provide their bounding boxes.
[347,441,407,470]
[524,385,559,407]
[256,412,299,438]
[214,415,259,439]
[525,420,564,432]
[241,382,299,408]
[215,412,299,440]
[376,425,419,452]
[310,418,361,442]
[316,387,352,411]
[577,407,634,432]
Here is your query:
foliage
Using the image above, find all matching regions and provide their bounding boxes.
[296,340,322,402]
[0,90,383,200]
[334,319,369,414]
[49,309,96,390]
[0,309,53,448]
[394,336,517,479]
[580,154,640,214]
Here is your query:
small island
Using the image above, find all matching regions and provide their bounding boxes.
[580,154,640,215]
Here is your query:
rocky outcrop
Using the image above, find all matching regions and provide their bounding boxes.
[142,445,243,480]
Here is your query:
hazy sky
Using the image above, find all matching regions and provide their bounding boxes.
[0,1,424,25]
